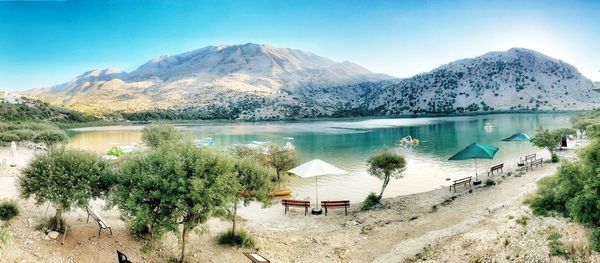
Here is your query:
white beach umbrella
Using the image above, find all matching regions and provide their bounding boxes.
[288,159,347,214]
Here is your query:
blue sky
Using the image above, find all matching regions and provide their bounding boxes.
[1,0,599,91]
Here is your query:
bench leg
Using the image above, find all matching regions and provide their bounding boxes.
[345,206,348,216]
[98,227,102,237]
[86,213,90,223]
[109,227,112,236]
[284,205,288,214]
[305,207,308,216]
[325,207,328,216]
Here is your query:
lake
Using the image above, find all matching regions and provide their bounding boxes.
[66,113,572,202]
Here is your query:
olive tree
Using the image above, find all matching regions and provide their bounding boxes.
[532,127,575,162]
[19,148,111,231]
[229,159,272,237]
[111,142,237,263]
[367,149,407,200]
[267,144,300,181]
[141,123,183,147]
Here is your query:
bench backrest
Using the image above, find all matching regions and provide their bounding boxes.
[525,154,536,162]
[321,200,350,206]
[490,163,503,170]
[282,200,309,206]
[87,207,109,228]
[453,177,472,183]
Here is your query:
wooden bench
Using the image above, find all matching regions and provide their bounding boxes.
[524,153,536,163]
[321,200,350,216]
[450,176,472,192]
[242,252,271,262]
[86,206,112,237]
[282,200,310,216]
[525,158,543,172]
[487,163,504,176]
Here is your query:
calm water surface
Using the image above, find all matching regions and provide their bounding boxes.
[67,113,572,202]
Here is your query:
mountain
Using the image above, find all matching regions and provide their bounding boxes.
[367,48,599,115]
[28,43,389,115]
[28,45,599,120]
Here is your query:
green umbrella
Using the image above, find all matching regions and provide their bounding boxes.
[501,132,531,163]
[448,143,499,182]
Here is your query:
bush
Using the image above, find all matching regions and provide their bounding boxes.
[484,179,496,187]
[551,153,559,163]
[361,192,380,211]
[0,202,19,221]
[35,215,67,233]
[141,123,182,147]
[34,130,68,147]
[12,129,36,141]
[590,228,600,252]
[0,132,19,142]
[217,229,255,248]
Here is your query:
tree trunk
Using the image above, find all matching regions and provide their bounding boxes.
[55,207,62,231]
[180,226,188,263]
[276,169,281,181]
[232,201,238,237]
[378,175,390,200]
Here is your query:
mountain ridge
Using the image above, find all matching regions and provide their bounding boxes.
[27,44,599,120]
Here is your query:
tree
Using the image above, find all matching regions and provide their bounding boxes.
[228,159,272,238]
[267,144,300,181]
[19,148,111,231]
[367,149,407,200]
[229,144,269,167]
[141,123,183,147]
[586,124,600,139]
[532,127,575,162]
[111,142,237,263]
[34,130,68,147]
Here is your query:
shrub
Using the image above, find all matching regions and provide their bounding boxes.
[484,179,496,187]
[141,123,182,147]
[361,192,380,211]
[217,229,255,248]
[551,153,559,163]
[0,132,19,142]
[34,130,68,147]
[515,216,529,226]
[0,202,19,221]
[12,129,36,141]
[590,228,600,252]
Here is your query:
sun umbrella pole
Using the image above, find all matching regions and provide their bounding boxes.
[475,158,478,181]
[315,176,319,210]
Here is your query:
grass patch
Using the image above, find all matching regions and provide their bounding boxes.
[590,228,600,252]
[515,216,529,226]
[361,192,380,211]
[217,229,255,248]
[0,226,11,248]
[0,202,19,221]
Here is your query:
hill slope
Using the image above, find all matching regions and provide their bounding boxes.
[28,46,599,120]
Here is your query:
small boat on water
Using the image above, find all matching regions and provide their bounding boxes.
[117,145,141,153]
[400,135,419,145]
[283,137,294,140]
[484,123,495,130]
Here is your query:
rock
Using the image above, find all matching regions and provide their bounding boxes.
[43,235,51,240]
[47,231,59,239]
[361,224,374,234]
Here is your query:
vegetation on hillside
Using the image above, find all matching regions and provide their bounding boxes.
[0,99,98,123]
[527,109,600,251]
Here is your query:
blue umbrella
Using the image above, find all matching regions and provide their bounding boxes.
[449,143,499,182]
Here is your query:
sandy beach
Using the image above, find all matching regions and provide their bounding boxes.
[0,143,598,262]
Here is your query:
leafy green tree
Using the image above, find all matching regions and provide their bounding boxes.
[111,142,237,263]
[34,130,69,147]
[141,123,183,147]
[531,127,574,163]
[267,144,300,181]
[586,124,600,139]
[228,159,272,239]
[19,148,111,231]
[367,149,407,200]
[229,144,269,166]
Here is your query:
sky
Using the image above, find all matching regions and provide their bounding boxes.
[0,0,599,91]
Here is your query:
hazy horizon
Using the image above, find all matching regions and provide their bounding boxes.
[1,0,599,91]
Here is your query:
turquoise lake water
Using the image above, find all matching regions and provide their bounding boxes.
[67,113,572,202]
